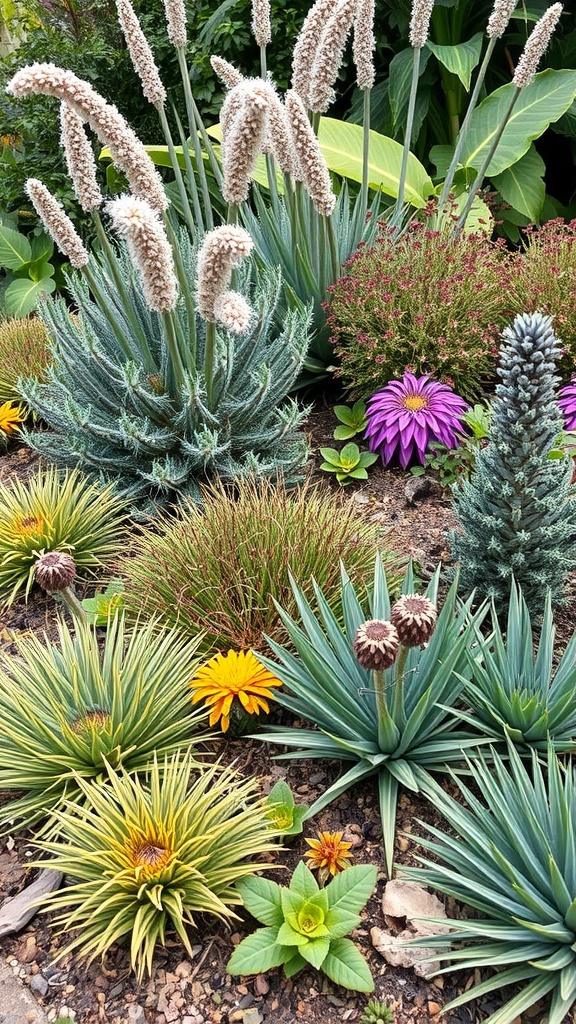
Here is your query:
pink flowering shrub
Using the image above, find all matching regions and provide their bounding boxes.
[325,223,514,400]
[511,219,576,380]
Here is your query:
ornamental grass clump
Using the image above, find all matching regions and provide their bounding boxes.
[512,219,576,380]
[326,224,513,400]
[256,556,487,876]
[365,373,468,469]
[0,317,51,408]
[36,753,278,979]
[123,476,398,653]
[0,615,206,834]
[451,311,576,619]
[0,465,127,606]
[402,745,576,1024]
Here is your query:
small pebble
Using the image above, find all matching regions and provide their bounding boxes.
[29,974,49,997]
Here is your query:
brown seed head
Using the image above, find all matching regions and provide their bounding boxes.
[390,594,437,647]
[34,551,77,592]
[353,619,399,671]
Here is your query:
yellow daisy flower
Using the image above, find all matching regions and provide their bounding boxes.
[0,400,26,438]
[304,830,354,885]
[190,649,281,732]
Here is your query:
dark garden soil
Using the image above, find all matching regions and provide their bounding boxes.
[0,403,574,1024]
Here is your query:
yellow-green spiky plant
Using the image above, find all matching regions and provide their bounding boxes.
[0,464,128,605]
[36,753,278,978]
[0,615,207,834]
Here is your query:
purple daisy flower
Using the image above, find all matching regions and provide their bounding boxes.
[365,373,468,469]
[559,379,576,431]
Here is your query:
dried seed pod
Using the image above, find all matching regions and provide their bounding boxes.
[353,619,399,671]
[35,551,77,593]
[390,594,437,647]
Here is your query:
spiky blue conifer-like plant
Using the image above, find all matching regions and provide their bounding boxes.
[451,311,576,618]
[20,232,311,515]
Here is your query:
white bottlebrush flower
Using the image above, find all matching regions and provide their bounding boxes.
[285,89,336,216]
[106,195,178,312]
[308,0,358,113]
[251,0,271,47]
[116,0,166,107]
[25,178,89,268]
[291,0,335,107]
[7,63,167,212]
[210,55,244,90]
[409,0,435,49]
[196,225,253,322]
[59,103,103,212]
[512,3,563,88]
[163,0,187,48]
[486,0,519,39]
[220,80,272,206]
[213,290,252,333]
[353,0,376,91]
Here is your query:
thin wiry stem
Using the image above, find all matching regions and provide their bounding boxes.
[91,212,156,370]
[453,88,520,237]
[162,214,197,365]
[204,320,217,410]
[157,102,197,239]
[162,310,186,396]
[176,47,215,229]
[437,36,497,214]
[360,88,371,223]
[390,46,422,230]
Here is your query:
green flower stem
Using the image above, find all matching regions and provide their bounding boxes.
[90,214,155,370]
[373,668,388,749]
[258,41,281,215]
[391,46,422,230]
[360,88,371,224]
[156,102,197,240]
[311,111,321,136]
[82,263,135,364]
[173,106,205,235]
[162,310,186,397]
[162,214,197,365]
[204,319,217,409]
[177,47,216,228]
[438,36,497,214]
[60,585,87,622]
[392,645,409,728]
[453,87,520,237]
[325,212,340,286]
[228,203,239,225]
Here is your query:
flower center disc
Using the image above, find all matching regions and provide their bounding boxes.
[131,840,173,874]
[403,394,428,411]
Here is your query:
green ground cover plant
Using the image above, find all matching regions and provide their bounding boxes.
[0,465,127,606]
[123,476,396,653]
[0,615,206,833]
[227,860,377,991]
[37,753,278,979]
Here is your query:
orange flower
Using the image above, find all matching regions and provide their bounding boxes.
[190,649,281,733]
[304,830,354,884]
